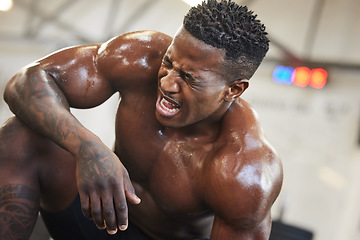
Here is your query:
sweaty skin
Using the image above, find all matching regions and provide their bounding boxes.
[2,27,283,240]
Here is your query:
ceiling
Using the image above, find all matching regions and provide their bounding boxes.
[0,0,359,70]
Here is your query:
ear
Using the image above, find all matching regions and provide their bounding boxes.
[223,79,249,102]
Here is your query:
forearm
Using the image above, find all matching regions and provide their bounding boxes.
[4,65,99,155]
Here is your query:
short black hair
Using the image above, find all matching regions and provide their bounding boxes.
[183,0,269,80]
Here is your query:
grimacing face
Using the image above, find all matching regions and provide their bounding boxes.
[155,27,235,129]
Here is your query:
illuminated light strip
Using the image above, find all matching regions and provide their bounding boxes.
[273,66,294,85]
[272,65,328,89]
[310,68,328,89]
[292,67,311,87]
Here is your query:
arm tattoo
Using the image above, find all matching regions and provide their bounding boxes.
[78,137,117,181]
[0,184,40,240]
[12,68,80,148]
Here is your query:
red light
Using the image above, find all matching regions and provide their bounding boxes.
[309,68,328,89]
[292,67,311,87]
[273,65,328,89]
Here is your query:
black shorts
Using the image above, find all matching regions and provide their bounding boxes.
[40,195,152,240]
[40,195,209,240]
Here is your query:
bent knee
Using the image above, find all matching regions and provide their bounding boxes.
[0,116,52,179]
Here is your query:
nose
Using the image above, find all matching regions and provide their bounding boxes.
[160,70,180,94]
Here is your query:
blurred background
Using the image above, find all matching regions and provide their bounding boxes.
[0,0,359,239]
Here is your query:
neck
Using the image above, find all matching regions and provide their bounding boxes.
[164,102,232,143]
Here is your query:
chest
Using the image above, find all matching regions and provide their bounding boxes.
[149,140,213,214]
[116,115,213,214]
[114,96,225,214]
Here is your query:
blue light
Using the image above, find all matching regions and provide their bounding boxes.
[272,66,295,85]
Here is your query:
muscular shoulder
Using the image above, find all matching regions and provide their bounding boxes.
[26,31,172,107]
[96,30,172,91]
[204,99,283,229]
[97,30,171,56]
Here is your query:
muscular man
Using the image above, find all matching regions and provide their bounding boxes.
[1,1,283,239]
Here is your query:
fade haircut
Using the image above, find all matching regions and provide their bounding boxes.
[183,0,269,80]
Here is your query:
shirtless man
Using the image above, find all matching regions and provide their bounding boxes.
[1,0,283,239]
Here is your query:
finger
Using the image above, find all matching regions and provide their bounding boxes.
[90,192,105,230]
[79,193,92,219]
[113,186,129,231]
[123,176,141,205]
[101,192,118,235]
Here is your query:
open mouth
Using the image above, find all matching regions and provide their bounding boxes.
[156,95,181,117]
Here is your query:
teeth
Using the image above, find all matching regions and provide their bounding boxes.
[160,98,179,113]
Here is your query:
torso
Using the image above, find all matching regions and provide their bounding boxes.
[94,31,282,239]
[114,91,213,239]
[34,30,282,240]
[114,88,277,239]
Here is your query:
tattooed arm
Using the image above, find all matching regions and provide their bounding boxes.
[4,31,171,235]
[3,43,141,235]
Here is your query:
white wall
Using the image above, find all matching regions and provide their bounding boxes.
[1,0,360,239]
[243,62,360,240]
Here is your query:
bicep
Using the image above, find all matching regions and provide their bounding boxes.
[211,213,271,240]
[204,156,278,239]
[37,45,115,108]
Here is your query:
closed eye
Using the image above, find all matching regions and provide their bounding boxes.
[162,55,172,68]
[162,55,199,88]
[183,72,194,81]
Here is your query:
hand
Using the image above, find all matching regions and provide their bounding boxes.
[75,140,141,234]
